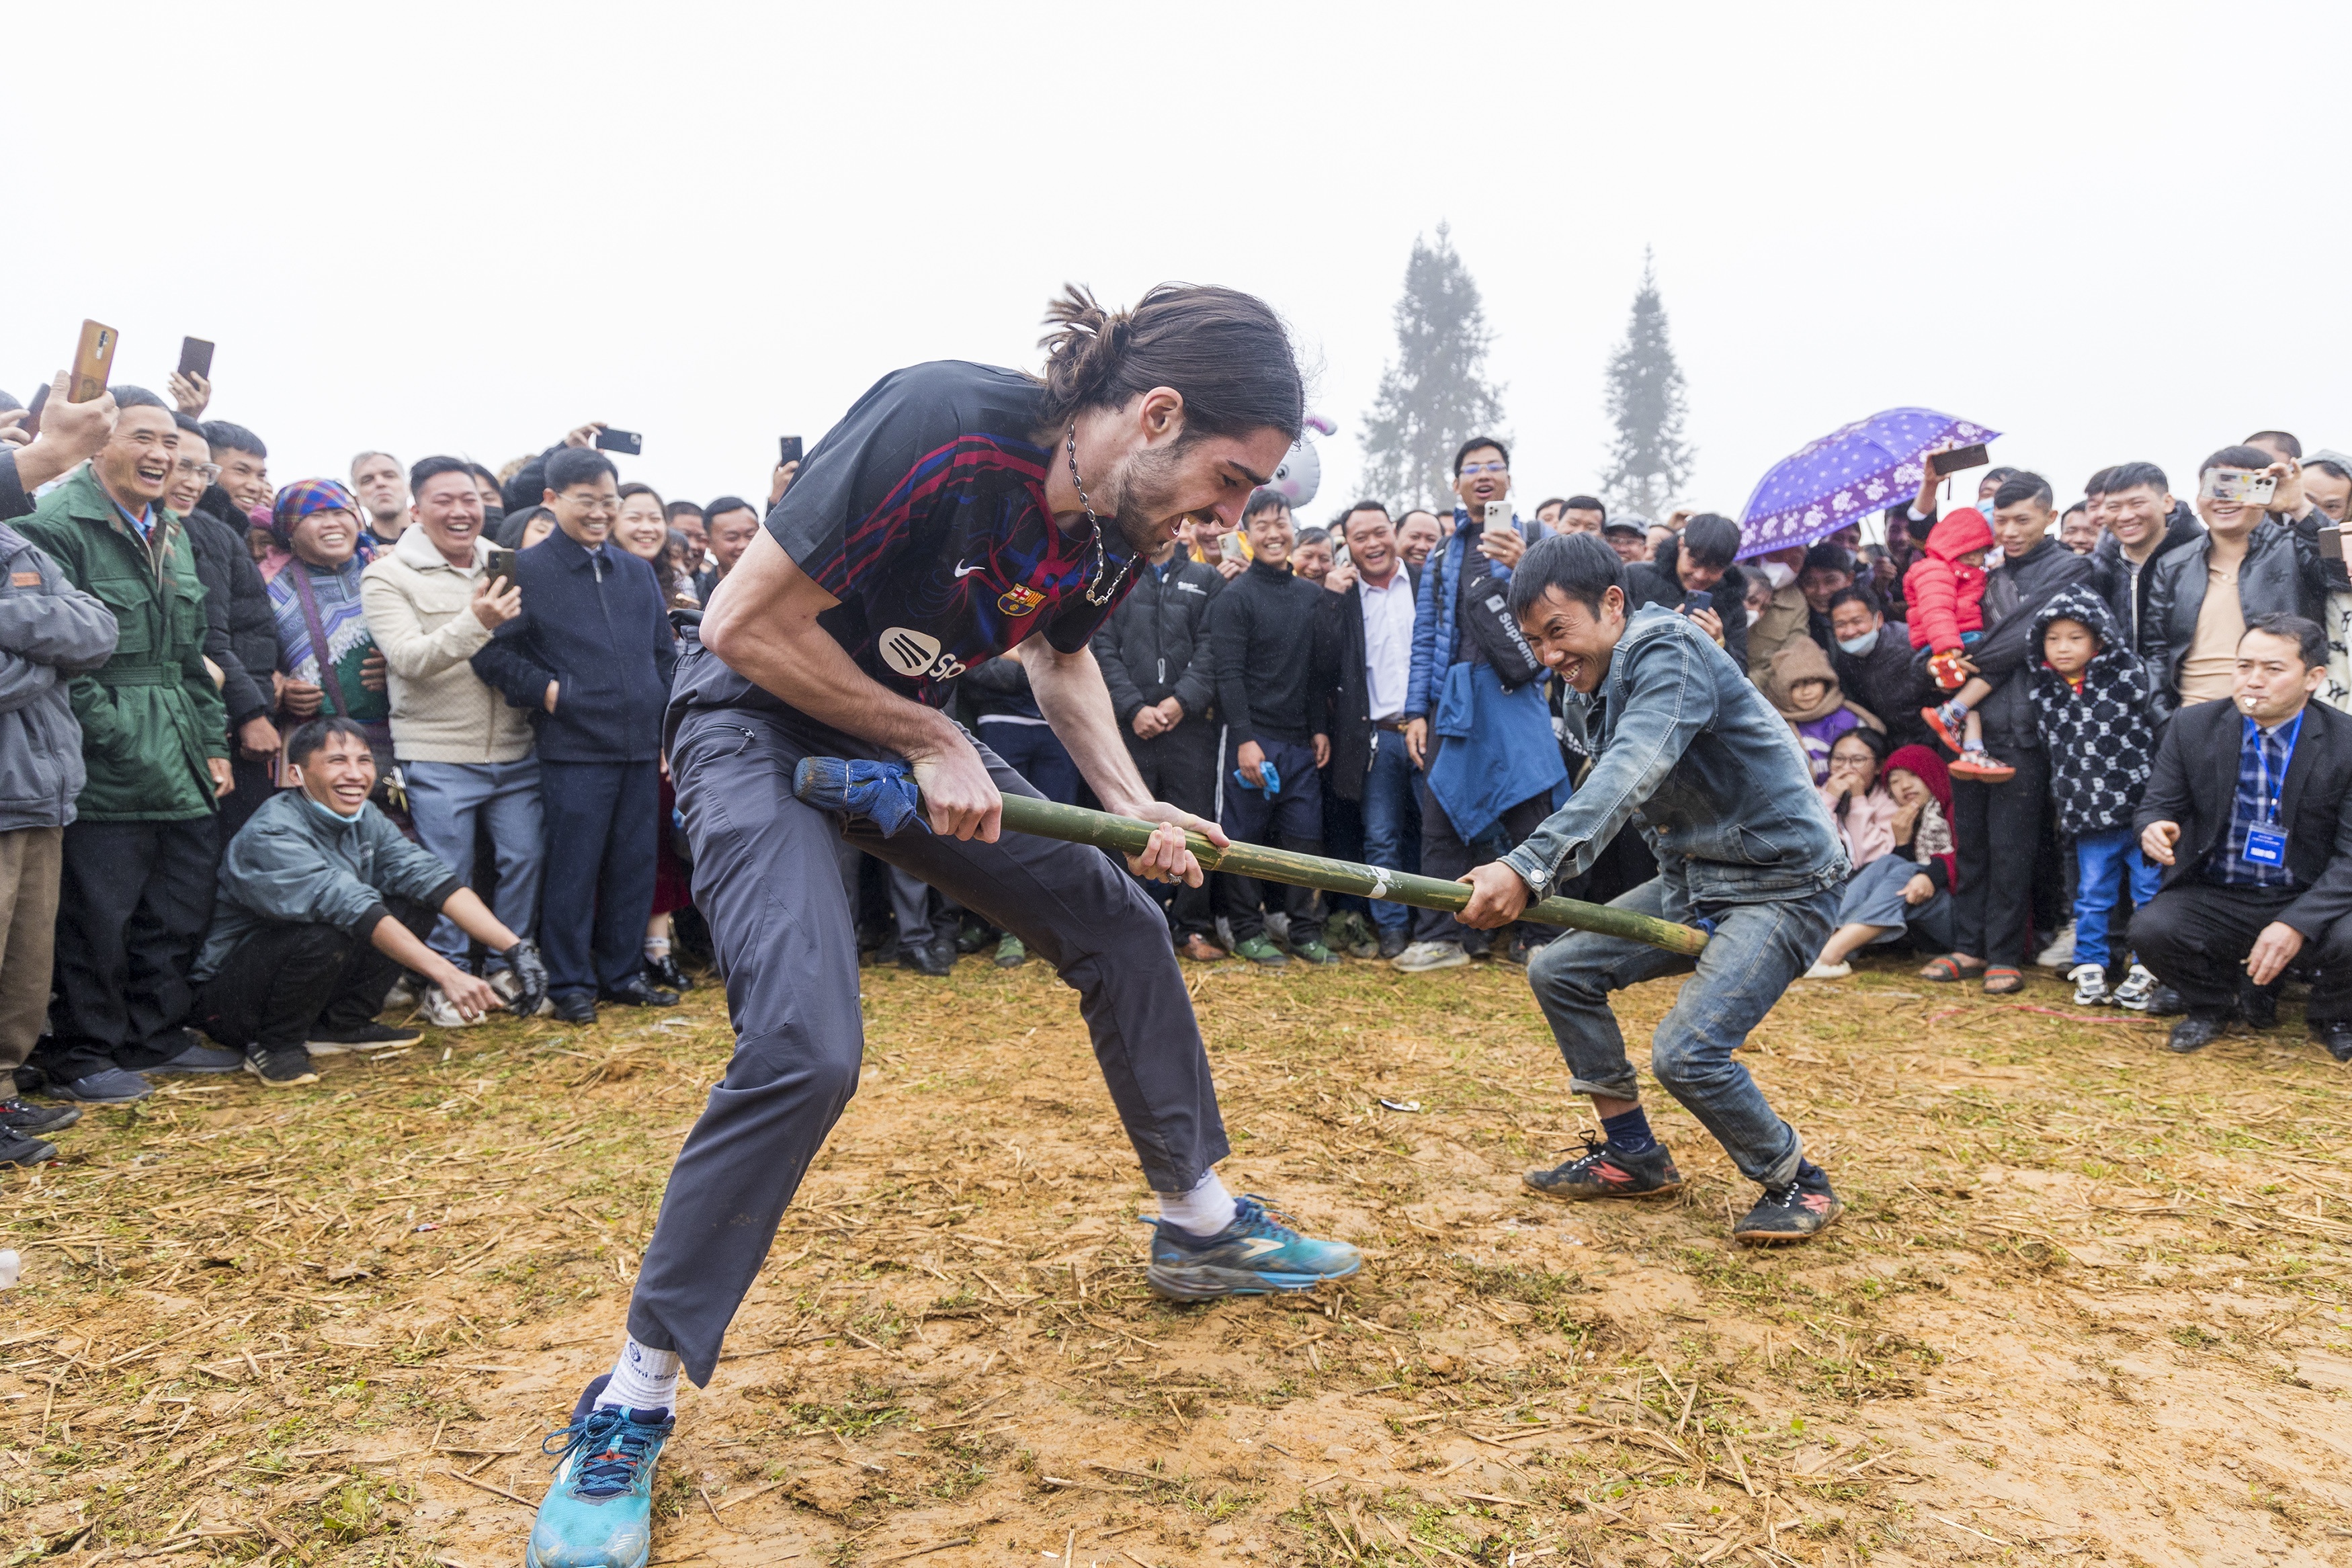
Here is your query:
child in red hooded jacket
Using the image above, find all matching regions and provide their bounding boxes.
[1901,507,2011,781]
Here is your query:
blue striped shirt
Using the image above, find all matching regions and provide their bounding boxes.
[2208,713,2300,889]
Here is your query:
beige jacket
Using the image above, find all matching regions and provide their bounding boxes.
[360,527,534,764]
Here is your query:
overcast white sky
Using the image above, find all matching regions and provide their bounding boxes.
[11,2,2347,529]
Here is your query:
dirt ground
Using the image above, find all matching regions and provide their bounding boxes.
[5,945,2351,1567]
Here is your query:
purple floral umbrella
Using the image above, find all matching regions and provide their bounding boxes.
[1736,407,2000,559]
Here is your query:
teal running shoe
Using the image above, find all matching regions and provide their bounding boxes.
[526,1377,673,1568]
[1146,1194,1362,1301]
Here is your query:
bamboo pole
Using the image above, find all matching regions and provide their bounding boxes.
[992,793,1708,957]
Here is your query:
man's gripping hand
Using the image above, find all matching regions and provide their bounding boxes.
[907,728,1001,841]
[1458,861,1531,929]
[1122,801,1228,887]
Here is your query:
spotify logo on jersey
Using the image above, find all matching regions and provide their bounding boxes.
[879,627,966,683]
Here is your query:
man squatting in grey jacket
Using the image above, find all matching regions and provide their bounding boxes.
[1454,532,1853,1244]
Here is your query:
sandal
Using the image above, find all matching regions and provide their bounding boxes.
[1950,749,2017,783]
[1982,966,2025,996]
[1919,955,1986,983]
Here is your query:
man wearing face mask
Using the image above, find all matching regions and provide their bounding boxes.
[1392,437,1568,972]
[1826,586,1932,750]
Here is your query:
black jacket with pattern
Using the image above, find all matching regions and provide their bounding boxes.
[2028,585,2171,835]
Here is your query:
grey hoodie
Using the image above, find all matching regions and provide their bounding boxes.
[0,521,119,832]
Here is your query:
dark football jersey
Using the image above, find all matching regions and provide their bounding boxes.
[669,361,1141,742]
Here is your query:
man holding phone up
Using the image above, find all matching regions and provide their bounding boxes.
[520,288,1363,1568]
[1390,437,1568,973]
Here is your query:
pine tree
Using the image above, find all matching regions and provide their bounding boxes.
[1598,247,1694,519]
[1359,224,1507,514]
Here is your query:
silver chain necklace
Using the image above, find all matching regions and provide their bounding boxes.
[1066,423,1134,607]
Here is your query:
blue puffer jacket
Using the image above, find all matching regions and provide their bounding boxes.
[1503,606,1847,908]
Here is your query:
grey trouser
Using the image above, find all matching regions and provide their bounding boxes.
[404,758,544,968]
[628,708,1229,1384]
[1526,875,1838,1188]
[0,826,62,1074]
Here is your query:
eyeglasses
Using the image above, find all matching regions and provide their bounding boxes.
[1458,462,1509,476]
[173,460,222,482]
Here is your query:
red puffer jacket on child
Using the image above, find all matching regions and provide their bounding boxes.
[1902,507,1994,654]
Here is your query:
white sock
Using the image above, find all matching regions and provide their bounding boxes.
[644,936,671,960]
[597,1336,681,1414]
[1155,1169,1239,1237]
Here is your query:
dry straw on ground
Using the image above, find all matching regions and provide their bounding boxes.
[3,953,2350,1566]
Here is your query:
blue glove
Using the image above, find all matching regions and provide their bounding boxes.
[792,757,933,838]
[1232,758,1282,796]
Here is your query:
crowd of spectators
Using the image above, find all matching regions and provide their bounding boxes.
[1,357,2347,1169]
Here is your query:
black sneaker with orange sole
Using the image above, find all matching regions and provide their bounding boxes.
[1523,1136,1683,1201]
[1732,1168,1843,1244]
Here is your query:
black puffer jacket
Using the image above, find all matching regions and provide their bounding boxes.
[1089,555,1222,728]
[2141,516,2325,699]
[184,493,278,726]
[1623,536,1749,674]
[1911,534,2091,752]
[2028,585,2170,835]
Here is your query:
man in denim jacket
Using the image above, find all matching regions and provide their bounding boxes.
[1456,533,1852,1243]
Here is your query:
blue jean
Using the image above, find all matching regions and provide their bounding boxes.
[2074,826,2162,971]
[539,758,660,1000]
[1525,876,1838,1186]
[405,758,544,969]
[1359,732,1423,933]
[974,718,1081,805]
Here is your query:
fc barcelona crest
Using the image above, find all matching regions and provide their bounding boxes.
[997,584,1046,617]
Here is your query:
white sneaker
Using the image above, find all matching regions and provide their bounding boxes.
[2037,921,2076,968]
[2068,962,2112,1006]
[384,977,417,1012]
[1804,961,1853,980]
[417,984,485,1029]
[2111,963,2158,1011]
[1392,940,1470,973]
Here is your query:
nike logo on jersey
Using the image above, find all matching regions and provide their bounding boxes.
[953,560,984,578]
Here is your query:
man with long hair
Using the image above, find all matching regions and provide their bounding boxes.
[523,287,1364,1568]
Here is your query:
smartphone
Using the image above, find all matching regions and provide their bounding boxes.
[1685,590,1713,614]
[1928,443,1989,479]
[2202,469,2279,507]
[1482,500,1512,530]
[778,435,804,467]
[482,546,516,589]
[21,383,48,439]
[69,320,118,403]
[177,337,214,380]
[593,428,643,455]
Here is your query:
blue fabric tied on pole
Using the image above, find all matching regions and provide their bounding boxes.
[792,757,932,838]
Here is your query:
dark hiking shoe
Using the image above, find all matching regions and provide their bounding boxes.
[1377,928,1409,961]
[1732,1169,1843,1244]
[643,953,694,993]
[2237,982,2280,1031]
[151,1037,245,1074]
[2167,1011,2229,1054]
[1232,935,1288,967]
[551,994,598,1025]
[993,934,1028,969]
[0,1098,79,1134]
[308,1022,421,1054]
[1288,939,1341,965]
[0,1129,58,1166]
[243,1047,318,1088]
[48,1069,153,1104]
[2145,984,2186,1017]
[1523,1135,1684,1202]
[2312,1021,2352,1063]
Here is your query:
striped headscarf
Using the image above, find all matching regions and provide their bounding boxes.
[271,478,360,546]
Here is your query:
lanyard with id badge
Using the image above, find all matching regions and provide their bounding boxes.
[2242,711,2304,867]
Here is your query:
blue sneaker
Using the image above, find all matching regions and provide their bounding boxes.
[526,1376,673,1568]
[1146,1195,1362,1301]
